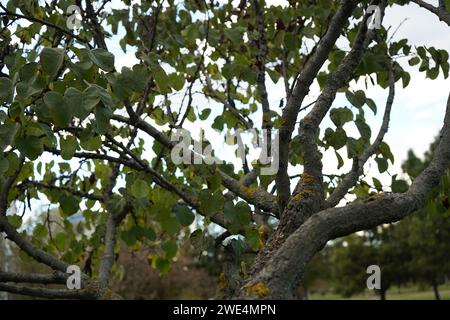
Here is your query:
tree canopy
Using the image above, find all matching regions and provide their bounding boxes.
[0,0,450,299]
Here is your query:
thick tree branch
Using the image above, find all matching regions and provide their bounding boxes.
[0,214,70,273]
[410,0,450,26]
[19,180,104,202]
[0,271,67,285]
[276,0,360,211]
[110,114,278,213]
[83,0,108,50]
[252,0,272,142]
[0,283,96,299]
[243,91,450,299]
[326,63,395,207]
[44,147,140,171]
[288,3,385,220]
[98,165,121,289]
[218,171,278,213]
[248,5,384,277]
[219,245,243,299]
[0,156,24,215]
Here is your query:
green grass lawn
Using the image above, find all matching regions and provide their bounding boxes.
[310,284,450,300]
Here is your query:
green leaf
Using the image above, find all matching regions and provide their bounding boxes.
[7,215,22,229]
[375,157,388,173]
[426,67,439,80]
[44,91,71,127]
[346,90,366,108]
[267,69,280,83]
[89,84,113,107]
[379,142,394,163]
[199,108,211,120]
[222,63,233,80]
[83,86,102,111]
[441,62,449,78]
[59,194,79,216]
[87,48,115,72]
[353,183,370,200]
[162,240,178,259]
[0,78,13,103]
[8,102,22,120]
[408,56,420,66]
[15,135,43,160]
[190,229,208,251]
[54,232,68,251]
[402,72,411,88]
[0,123,19,152]
[168,73,185,91]
[324,127,347,150]
[65,86,101,121]
[391,176,408,193]
[153,65,170,93]
[366,99,377,115]
[33,223,48,238]
[152,256,171,274]
[181,23,200,45]
[60,136,77,160]
[159,213,180,234]
[40,48,64,77]
[224,201,252,233]
[94,104,112,134]
[0,156,9,175]
[346,137,359,158]
[245,228,261,251]
[131,179,150,198]
[355,118,371,141]
[372,177,383,191]
[143,227,156,241]
[335,151,344,169]
[121,225,153,246]
[330,107,353,127]
[4,153,19,176]
[199,190,224,216]
[64,87,94,121]
[79,132,102,151]
[417,46,427,58]
[64,87,82,109]
[212,115,224,131]
[174,204,195,226]
[317,72,328,89]
[224,27,244,46]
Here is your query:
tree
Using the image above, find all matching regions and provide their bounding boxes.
[330,226,412,300]
[406,197,450,300]
[330,235,375,298]
[298,244,333,299]
[402,143,450,300]
[331,142,450,300]
[1,0,450,299]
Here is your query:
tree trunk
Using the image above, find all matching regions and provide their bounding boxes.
[304,287,310,300]
[379,289,386,300]
[432,282,441,300]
